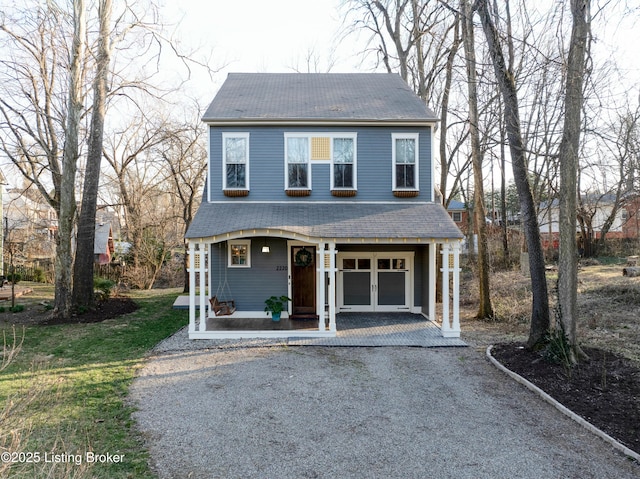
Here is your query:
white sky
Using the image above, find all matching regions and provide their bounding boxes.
[166,0,640,104]
[165,0,370,100]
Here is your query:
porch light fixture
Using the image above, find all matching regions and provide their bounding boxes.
[261,240,270,254]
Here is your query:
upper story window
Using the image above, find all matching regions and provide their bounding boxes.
[392,133,419,191]
[223,133,249,190]
[332,137,356,190]
[286,136,310,189]
[285,133,357,195]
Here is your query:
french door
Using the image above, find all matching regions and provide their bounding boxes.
[337,252,412,312]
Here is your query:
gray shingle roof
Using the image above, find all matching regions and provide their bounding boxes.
[202,73,438,123]
[185,203,463,241]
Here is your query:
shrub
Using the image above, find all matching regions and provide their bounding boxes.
[9,305,24,313]
[6,273,21,284]
[32,268,45,283]
[93,277,115,302]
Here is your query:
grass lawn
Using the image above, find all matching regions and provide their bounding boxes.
[0,287,188,478]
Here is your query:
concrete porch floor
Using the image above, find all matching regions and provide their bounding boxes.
[195,312,466,348]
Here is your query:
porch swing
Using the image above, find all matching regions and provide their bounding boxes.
[209,243,236,316]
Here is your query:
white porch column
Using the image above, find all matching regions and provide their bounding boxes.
[328,242,337,332]
[317,242,326,332]
[198,242,207,332]
[428,242,436,322]
[440,242,451,336]
[188,241,196,335]
[451,242,461,336]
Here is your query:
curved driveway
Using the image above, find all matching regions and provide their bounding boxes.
[130,340,639,479]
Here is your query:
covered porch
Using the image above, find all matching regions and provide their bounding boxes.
[185,202,463,340]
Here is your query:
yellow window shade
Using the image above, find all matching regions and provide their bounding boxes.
[311,137,330,161]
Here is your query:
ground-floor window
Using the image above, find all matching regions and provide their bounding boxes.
[228,240,251,267]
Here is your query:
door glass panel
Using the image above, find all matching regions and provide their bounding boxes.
[343,258,356,270]
[393,259,405,270]
[358,258,371,269]
[343,272,371,305]
[377,258,391,270]
[378,272,405,305]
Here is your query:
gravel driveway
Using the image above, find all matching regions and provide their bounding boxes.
[130,339,639,479]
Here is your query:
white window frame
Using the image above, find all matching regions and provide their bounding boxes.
[228,239,251,268]
[330,134,358,191]
[392,133,419,191]
[452,212,462,222]
[222,133,250,191]
[285,134,311,190]
[284,133,359,191]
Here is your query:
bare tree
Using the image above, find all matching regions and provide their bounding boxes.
[556,0,590,362]
[460,0,494,319]
[159,109,207,292]
[475,0,551,346]
[73,0,113,310]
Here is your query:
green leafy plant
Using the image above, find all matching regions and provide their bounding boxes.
[94,277,116,302]
[6,273,21,284]
[32,268,45,283]
[544,327,573,377]
[264,295,291,315]
[9,305,24,313]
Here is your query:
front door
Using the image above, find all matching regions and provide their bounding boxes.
[338,252,412,312]
[291,246,317,319]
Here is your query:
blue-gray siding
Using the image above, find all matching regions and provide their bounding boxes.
[209,239,289,311]
[210,240,430,312]
[209,126,433,202]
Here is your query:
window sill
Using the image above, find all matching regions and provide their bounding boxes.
[285,189,311,197]
[224,189,249,197]
[393,190,419,198]
[331,189,357,197]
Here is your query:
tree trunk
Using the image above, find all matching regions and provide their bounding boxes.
[557,0,590,361]
[54,0,85,319]
[461,0,494,319]
[475,0,550,345]
[73,0,112,311]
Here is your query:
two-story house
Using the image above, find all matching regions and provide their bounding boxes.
[185,73,463,339]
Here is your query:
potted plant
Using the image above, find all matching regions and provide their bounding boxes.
[264,295,291,322]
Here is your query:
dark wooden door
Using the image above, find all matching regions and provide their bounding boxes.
[291,246,316,319]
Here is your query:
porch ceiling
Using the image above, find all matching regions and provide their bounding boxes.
[185,202,464,242]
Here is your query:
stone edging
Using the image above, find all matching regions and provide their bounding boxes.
[486,345,640,462]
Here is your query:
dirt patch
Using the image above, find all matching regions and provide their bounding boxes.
[43,297,139,325]
[490,343,640,455]
[459,262,640,457]
[0,297,138,326]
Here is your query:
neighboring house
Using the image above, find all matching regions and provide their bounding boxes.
[3,187,58,263]
[538,194,640,250]
[94,223,115,265]
[447,199,468,232]
[185,73,464,339]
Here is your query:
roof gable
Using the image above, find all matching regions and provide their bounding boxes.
[202,73,438,124]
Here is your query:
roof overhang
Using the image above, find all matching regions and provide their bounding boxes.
[202,119,439,128]
[186,202,464,244]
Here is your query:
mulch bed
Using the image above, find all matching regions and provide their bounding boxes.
[491,343,640,455]
[42,297,139,325]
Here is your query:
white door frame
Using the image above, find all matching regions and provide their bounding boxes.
[336,251,414,312]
